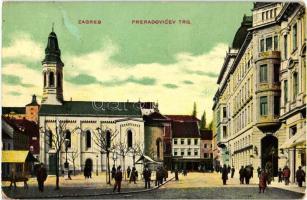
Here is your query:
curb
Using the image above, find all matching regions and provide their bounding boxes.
[14,177,175,199]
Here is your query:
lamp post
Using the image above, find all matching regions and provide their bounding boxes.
[96,155,99,176]
[64,138,70,180]
[113,151,117,166]
[272,147,275,182]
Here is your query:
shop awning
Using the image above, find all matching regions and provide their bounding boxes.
[135,154,162,164]
[2,150,38,163]
[280,132,306,149]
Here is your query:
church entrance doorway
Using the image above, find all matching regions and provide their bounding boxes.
[85,158,93,172]
[261,135,278,176]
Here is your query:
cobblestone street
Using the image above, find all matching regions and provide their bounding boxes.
[2,172,305,199]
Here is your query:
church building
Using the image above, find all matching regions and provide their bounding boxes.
[39,29,157,174]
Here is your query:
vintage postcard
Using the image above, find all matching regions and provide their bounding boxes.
[1,1,306,199]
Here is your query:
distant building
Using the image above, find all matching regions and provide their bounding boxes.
[2,95,40,123]
[200,129,213,171]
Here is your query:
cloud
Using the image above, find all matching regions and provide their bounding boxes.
[2,74,34,88]
[2,34,228,122]
[8,91,22,96]
[2,33,44,60]
[163,83,178,89]
[183,80,194,85]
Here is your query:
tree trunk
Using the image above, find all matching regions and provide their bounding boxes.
[133,154,135,167]
[73,160,76,176]
[55,152,60,190]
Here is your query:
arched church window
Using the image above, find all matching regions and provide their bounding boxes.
[48,130,53,148]
[57,72,61,88]
[156,138,162,159]
[49,72,55,87]
[44,73,47,87]
[127,130,133,148]
[65,130,71,148]
[106,130,111,148]
[86,130,91,148]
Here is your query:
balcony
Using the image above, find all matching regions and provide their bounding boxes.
[258,50,280,60]
[255,115,281,132]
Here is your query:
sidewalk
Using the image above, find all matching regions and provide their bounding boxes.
[1,173,174,199]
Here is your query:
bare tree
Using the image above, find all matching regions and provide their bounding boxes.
[68,147,80,176]
[130,142,144,166]
[92,127,118,184]
[114,141,130,180]
[41,119,80,190]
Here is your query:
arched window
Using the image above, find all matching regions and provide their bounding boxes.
[65,130,71,148]
[57,72,61,88]
[44,72,47,87]
[293,72,299,99]
[48,130,53,148]
[86,130,91,148]
[49,72,55,87]
[156,138,162,159]
[106,130,111,148]
[127,130,133,148]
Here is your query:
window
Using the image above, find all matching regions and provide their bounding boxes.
[181,139,184,145]
[174,149,178,156]
[194,149,198,156]
[194,139,198,145]
[65,130,71,148]
[284,35,288,59]
[49,72,55,87]
[260,64,268,83]
[274,35,278,50]
[174,139,178,145]
[187,139,191,145]
[181,149,185,156]
[204,153,209,158]
[266,37,273,51]
[290,125,297,137]
[210,153,213,158]
[57,73,61,88]
[293,24,297,50]
[223,126,227,138]
[260,96,268,116]
[44,73,47,87]
[187,149,191,156]
[293,72,299,99]
[262,12,265,20]
[48,130,53,148]
[86,130,91,148]
[270,10,273,18]
[106,130,111,148]
[156,139,161,158]
[223,107,227,118]
[204,144,207,148]
[274,64,280,82]
[210,144,212,148]
[260,39,265,52]
[127,130,132,148]
[284,80,288,103]
[274,96,280,115]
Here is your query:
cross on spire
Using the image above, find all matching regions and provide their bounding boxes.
[52,22,54,32]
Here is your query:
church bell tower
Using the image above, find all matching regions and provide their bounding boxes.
[41,26,64,105]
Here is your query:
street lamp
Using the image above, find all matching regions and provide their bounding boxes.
[96,154,99,176]
[64,138,70,180]
[113,151,117,166]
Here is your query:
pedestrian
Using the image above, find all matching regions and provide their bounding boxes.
[251,165,254,178]
[113,166,122,193]
[36,163,47,192]
[83,166,89,179]
[283,165,290,185]
[245,165,252,184]
[257,167,261,178]
[129,166,137,184]
[156,167,162,186]
[231,166,235,178]
[278,168,283,183]
[259,169,267,193]
[296,166,305,187]
[127,166,131,178]
[222,164,228,185]
[111,164,116,180]
[265,162,273,185]
[239,166,245,184]
[175,169,179,181]
[143,165,151,189]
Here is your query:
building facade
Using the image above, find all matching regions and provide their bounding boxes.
[213,2,306,180]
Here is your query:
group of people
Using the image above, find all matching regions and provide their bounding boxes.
[277,166,305,187]
[220,164,253,185]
